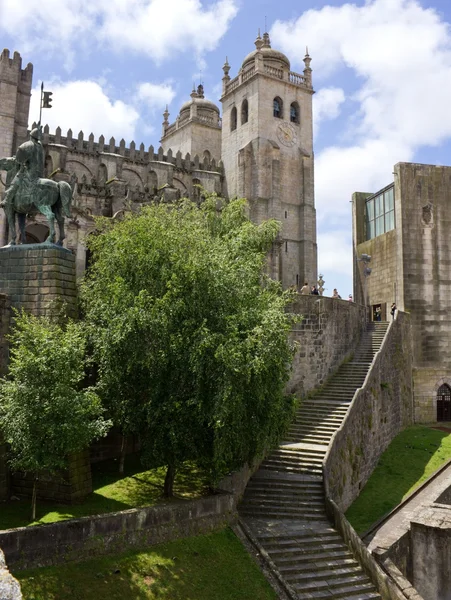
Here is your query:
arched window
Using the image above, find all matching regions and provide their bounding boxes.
[437,384,451,421]
[203,150,211,161]
[241,99,248,124]
[273,97,283,119]
[231,106,237,131]
[290,102,300,124]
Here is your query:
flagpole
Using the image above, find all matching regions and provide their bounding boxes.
[39,82,44,126]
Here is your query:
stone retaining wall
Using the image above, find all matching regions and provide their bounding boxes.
[324,311,413,511]
[287,295,368,396]
[1,493,235,570]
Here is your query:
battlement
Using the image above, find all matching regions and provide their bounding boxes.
[0,49,33,84]
[36,123,224,174]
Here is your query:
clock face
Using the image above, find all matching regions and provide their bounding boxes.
[277,122,298,147]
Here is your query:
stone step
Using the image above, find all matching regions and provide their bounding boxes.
[274,548,354,566]
[260,461,323,474]
[241,498,324,511]
[276,556,361,576]
[293,582,380,599]
[262,534,341,549]
[291,573,372,592]
[239,507,327,520]
[291,580,377,597]
[272,447,326,458]
[267,541,347,557]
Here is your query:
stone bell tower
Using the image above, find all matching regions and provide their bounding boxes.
[0,49,33,158]
[220,32,317,290]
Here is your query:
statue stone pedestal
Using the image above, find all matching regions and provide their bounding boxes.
[0,244,77,317]
[0,244,87,504]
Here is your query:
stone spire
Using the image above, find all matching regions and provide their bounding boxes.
[222,57,231,95]
[303,47,312,87]
[162,105,169,136]
[262,31,271,47]
[254,30,264,51]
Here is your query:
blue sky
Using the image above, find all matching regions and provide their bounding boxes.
[2,0,451,297]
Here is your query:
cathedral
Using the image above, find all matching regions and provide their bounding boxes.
[0,34,317,287]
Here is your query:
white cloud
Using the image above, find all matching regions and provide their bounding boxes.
[30,81,140,142]
[0,0,238,69]
[313,87,346,137]
[271,0,451,279]
[137,82,176,112]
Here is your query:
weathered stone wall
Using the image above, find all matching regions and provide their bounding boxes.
[0,245,77,317]
[1,493,235,570]
[0,549,22,600]
[411,508,451,600]
[11,450,92,504]
[324,311,413,511]
[287,295,368,397]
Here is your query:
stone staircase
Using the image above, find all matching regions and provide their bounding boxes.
[239,322,389,599]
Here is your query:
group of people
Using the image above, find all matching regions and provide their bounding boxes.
[300,282,319,295]
[298,282,353,299]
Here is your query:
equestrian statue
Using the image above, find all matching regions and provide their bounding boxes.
[0,125,72,246]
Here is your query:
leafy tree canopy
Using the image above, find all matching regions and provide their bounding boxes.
[81,196,298,491]
[0,312,110,475]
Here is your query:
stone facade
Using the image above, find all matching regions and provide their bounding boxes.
[287,295,367,396]
[353,163,451,424]
[0,35,317,289]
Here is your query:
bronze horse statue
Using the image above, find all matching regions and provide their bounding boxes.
[0,128,72,246]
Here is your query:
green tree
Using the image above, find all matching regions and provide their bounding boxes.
[0,312,111,520]
[81,195,297,496]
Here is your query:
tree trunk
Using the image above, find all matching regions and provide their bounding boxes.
[31,476,37,521]
[163,464,176,497]
[119,434,126,475]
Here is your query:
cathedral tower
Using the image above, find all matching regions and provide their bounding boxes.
[220,33,317,289]
[0,49,33,158]
[161,84,222,161]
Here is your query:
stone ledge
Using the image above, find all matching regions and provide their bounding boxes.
[0,493,236,570]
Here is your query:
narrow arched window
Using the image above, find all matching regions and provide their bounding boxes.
[231,106,237,131]
[203,150,211,161]
[273,97,283,119]
[290,102,300,124]
[241,99,248,124]
[437,384,451,421]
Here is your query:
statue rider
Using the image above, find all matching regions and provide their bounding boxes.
[0,126,45,210]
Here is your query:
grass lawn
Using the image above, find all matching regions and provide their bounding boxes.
[0,455,209,530]
[15,528,277,600]
[346,425,451,534]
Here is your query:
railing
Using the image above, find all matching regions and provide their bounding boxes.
[289,71,306,86]
[226,76,239,94]
[264,64,283,79]
[242,66,255,82]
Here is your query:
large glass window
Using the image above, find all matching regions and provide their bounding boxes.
[365,185,395,240]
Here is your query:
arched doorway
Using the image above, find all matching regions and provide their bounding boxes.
[437,384,451,421]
